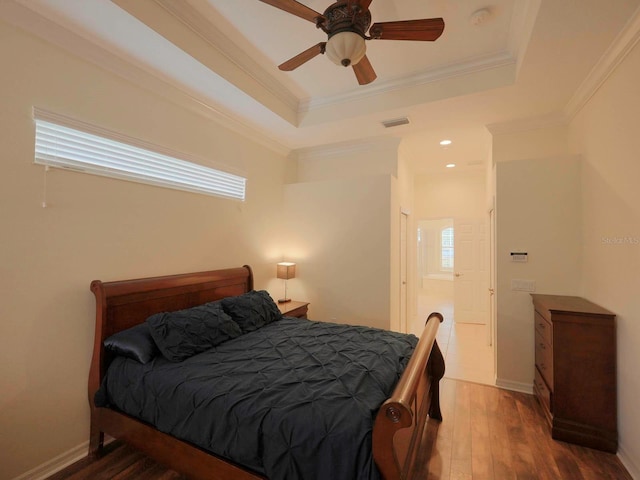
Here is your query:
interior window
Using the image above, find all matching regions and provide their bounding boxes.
[441,227,454,271]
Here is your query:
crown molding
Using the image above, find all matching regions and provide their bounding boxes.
[111,0,298,125]
[293,136,401,162]
[299,51,515,114]
[564,4,640,119]
[151,0,529,121]
[486,112,568,136]
[150,0,519,121]
[487,3,640,136]
[154,0,299,114]
[1,0,290,156]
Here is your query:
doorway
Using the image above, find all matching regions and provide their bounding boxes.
[416,219,454,325]
[416,218,494,385]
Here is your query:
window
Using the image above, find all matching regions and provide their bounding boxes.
[441,227,454,271]
[34,109,246,201]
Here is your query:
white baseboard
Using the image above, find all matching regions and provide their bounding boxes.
[495,378,534,394]
[12,441,88,480]
[619,444,640,479]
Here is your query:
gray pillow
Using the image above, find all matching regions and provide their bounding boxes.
[147,301,242,362]
[221,290,283,333]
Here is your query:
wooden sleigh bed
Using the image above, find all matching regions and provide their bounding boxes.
[88,265,445,480]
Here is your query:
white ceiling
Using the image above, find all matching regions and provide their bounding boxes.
[2,0,640,173]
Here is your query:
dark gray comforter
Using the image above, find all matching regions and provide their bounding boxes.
[97,317,418,480]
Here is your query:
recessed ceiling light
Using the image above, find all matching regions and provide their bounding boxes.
[446,163,456,168]
[440,139,452,146]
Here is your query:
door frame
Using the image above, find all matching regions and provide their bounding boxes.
[399,210,409,334]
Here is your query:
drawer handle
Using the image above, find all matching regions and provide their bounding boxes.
[539,343,546,350]
[538,322,545,329]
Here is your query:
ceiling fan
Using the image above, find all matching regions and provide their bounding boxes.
[258,0,445,85]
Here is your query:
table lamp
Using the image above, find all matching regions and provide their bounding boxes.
[276,262,296,303]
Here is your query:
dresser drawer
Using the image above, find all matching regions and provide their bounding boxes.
[535,330,553,388]
[534,311,552,345]
[534,367,552,414]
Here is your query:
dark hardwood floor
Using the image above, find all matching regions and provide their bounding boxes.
[49,379,632,480]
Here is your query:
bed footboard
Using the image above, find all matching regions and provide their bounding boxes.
[373,312,445,480]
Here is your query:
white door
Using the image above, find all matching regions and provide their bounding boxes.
[489,207,497,346]
[453,218,489,324]
[400,212,408,333]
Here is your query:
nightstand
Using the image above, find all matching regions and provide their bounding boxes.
[277,300,309,319]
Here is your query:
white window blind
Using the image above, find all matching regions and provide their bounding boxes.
[34,111,246,201]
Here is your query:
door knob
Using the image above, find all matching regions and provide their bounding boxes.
[455,273,462,277]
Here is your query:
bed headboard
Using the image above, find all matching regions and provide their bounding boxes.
[88,266,253,406]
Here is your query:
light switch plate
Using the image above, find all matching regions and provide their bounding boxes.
[511,279,536,292]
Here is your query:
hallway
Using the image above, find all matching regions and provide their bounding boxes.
[412,290,494,386]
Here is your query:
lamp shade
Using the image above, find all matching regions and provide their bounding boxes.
[325,31,366,67]
[277,262,296,280]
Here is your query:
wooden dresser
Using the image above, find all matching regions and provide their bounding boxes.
[531,294,617,452]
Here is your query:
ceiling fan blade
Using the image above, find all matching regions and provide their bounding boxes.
[353,55,377,85]
[279,43,326,71]
[258,0,324,24]
[357,0,373,10]
[369,18,445,41]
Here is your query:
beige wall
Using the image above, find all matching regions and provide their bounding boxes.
[282,176,393,330]
[568,40,640,476]
[0,21,288,479]
[286,138,403,331]
[414,171,487,220]
[494,155,582,389]
[492,124,569,163]
[295,138,400,183]
[492,125,582,391]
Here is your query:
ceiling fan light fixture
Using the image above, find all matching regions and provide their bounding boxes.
[325,31,366,67]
